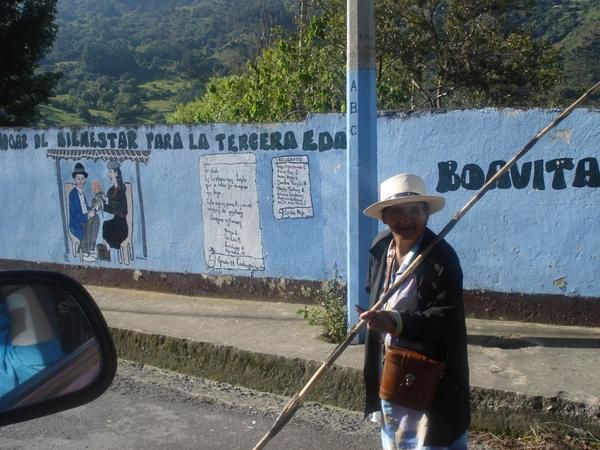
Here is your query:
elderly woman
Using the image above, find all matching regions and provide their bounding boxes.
[102,160,128,250]
[360,173,470,450]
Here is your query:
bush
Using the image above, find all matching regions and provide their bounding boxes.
[297,281,347,344]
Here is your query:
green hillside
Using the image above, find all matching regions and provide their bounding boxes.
[38,0,295,126]
[37,0,598,127]
[531,0,600,101]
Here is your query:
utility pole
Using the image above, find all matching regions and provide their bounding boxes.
[298,0,306,49]
[346,0,377,341]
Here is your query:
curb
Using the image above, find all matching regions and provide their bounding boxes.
[110,328,600,435]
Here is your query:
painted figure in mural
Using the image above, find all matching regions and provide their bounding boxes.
[68,163,100,262]
[359,173,470,450]
[102,160,128,250]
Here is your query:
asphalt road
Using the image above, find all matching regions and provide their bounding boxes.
[0,361,381,450]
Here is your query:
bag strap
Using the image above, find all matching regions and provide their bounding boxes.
[382,240,396,295]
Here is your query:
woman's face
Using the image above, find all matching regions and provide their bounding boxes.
[382,202,429,246]
[108,168,116,183]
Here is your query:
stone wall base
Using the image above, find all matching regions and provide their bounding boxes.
[1,259,598,327]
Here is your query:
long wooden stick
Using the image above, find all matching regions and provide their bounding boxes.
[252,81,600,450]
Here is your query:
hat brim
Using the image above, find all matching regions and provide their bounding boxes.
[363,195,445,220]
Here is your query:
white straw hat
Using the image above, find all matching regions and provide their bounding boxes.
[363,173,445,220]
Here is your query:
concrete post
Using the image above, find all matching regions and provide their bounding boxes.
[346,0,378,340]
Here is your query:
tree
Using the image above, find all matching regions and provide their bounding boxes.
[168,13,345,124]
[0,0,60,126]
[81,39,140,78]
[168,7,345,124]
[170,0,563,124]
[374,0,562,109]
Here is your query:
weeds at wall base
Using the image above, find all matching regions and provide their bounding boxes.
[297,280,347,344]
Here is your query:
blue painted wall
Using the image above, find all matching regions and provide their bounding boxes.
[0,109,598,299]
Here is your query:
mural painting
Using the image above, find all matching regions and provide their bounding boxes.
[272,155,314,219]
[1,110,599,301]
[48,148,150,266]
[199,153,265,271]
[66,162,101,262]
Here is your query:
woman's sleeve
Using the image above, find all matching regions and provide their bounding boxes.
[104,188,126,216]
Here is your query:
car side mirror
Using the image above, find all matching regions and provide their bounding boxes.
[0,271,116,426]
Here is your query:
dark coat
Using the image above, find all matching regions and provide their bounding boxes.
[68,187,90,240]
[102,184,128,249]
[363,227,470,446]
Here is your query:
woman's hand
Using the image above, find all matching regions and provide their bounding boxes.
[359,310,397,335]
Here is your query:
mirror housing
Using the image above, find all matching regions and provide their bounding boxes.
[0,271,116,426]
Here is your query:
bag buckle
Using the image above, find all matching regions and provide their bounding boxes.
[404,373,416,386]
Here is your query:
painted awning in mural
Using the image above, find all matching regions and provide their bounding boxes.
[47,148,151,163]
